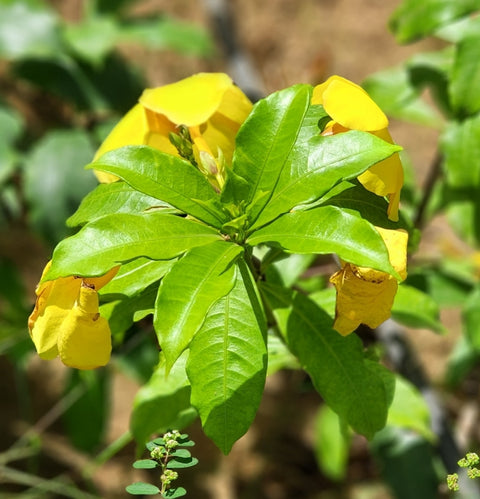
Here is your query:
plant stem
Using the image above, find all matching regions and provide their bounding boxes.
[414,152,443,229]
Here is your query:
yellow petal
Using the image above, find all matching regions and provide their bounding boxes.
[57,285,111,370]
[330,264,398,335]
[376,227,408,280]
[312,75,388,131]
[357,128,404,222]
[83,265,120,290]
[140,73,234,127]
[29,275,81,358]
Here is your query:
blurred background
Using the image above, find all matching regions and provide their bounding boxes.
[0,0,476,497]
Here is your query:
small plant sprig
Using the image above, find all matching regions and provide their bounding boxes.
[447,452,480,492]
[126,430,198,497]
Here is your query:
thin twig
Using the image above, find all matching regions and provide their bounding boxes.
[414,152,443,229]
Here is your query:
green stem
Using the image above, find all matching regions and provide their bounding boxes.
[414,152,443,229]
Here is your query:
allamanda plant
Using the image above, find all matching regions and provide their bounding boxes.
[28,72,413,453]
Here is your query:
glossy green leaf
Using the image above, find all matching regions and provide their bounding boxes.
[100,257,174,298]
[389,0,478,43]
[248,206,396,275]
[450,35,480,115]
[441,115,480,187]
[187,262,267,454]
[154,241,243,370]
[392,284,445,334]
[0,0,62,60]
[125,482,160,495]
[89,146,226,227]
[23,129,97,243]
[226,84,313,220]
[67,182,166,227]
[262,284,392,439]
[130,352,197,445]
[319,181,407,230]
[252,131,401,230]
[314,405,350,481]
[386,376,434,441]
[362,67,442,127]
[46,213,221,279]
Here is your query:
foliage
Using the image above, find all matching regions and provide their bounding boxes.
[126,430,197,497]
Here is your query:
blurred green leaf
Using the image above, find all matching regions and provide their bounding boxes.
[130,352,197,445]
[166,456,199,469]
[0,0,62,60]
[436,14,480,43]
[266,332,299,376]
[463,284,480,352]
[121,16,213,57]
[389,0,479,43]
[371,426,440,499]
[132,459,158,469]
[314,404,350,481]
[164,488,187,498]
[64,16,119,66]
[445,335,480,387]
[392,284,446,333]
[62,369,110,452]
[363,67,442,127]
[23,129,97,243]
[387,376,435,441]
[0,104,24,145]
[450,35,480,116]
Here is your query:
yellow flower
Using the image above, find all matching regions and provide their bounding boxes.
[330,227,408,336]
[312,75,403,222]
[28,262,119,369]
[94,72,253,186]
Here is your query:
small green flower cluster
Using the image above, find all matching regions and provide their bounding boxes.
[447,452,480,492]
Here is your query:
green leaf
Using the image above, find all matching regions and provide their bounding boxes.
[64,16,119,65]
[389,0,479,43]
[120,17,213,57]
[47,212,221,279]
[386,376,434,441]
[266,332,299,376]
[441,115,480,187]
[125,482,160,495]
[62,369,109,452]
[132,459,158,469]
[154,241,243,370]
[226,84,313,221]
[318,181,408,230]
[314,405,350,481]
[100,257,174,298]
[0,104,24,145]
[463,284,480,352]
[450,35,480,115]
[23,129,97,243]
[130,352,197,445]
[163,487,187,498]
[0,0,62,60]
[186,262,267,454]
[89,146,226,227]
[262,284,392,439]
[391,284,445,334]
[248,206,396,276]
[67,182,166,227]
[166,456,199,469]
[171,449,191,459]
[362,67,442,127]
[252,131,401,230]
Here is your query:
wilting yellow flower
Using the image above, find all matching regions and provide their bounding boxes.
[94,72,253,186]
[330,227,408,336]
[312,75,403,222]
[28,263,119,369]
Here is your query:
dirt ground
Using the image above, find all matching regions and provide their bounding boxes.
[2,0,470,498]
